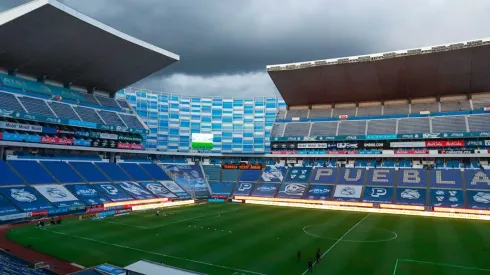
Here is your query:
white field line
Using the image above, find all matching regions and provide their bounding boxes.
[301,213,371,275]
[42,228,266,275]
[145,208,240,229]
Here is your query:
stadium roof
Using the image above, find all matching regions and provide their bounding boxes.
[267,38,490,106]
[0,0,179,94]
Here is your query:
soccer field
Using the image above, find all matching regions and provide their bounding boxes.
[7,203,490,275]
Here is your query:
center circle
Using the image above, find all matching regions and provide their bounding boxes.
[303,223,397,243]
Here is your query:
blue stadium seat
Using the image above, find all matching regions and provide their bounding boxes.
[8,160,56,184]
[239,170,262,182]
[95,163,132,181]
[202,165,221,181]
[0,92,25,112]
[70,162,110,182]
[118,163,152,181]
[140,164,170,180]
[40,161,84,183]
[0,160,24,185]
[0,250,53,275]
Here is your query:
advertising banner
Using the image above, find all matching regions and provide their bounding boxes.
[0,213,28,221]
[208,198,225,203]
[191,133,214,149]
[467,190,490,209]
[41,136,74,145]
[65,184,109,205]
[158,181,190,198]
[361,141,387,149]
[73,139,91,147]
[141,182,177,198]
[0,187,53,212]
[160,165,208,196]
[276,183,307,198]
[465,140,484,147]
[117,142,132,149]
[309,167,338,184]
[429,170,463,188]
[302,185,333,200]
[336,142,358,149]
[100,133,118,140]
[94,184,133,202]
[390,141,426,148]
[394,149,428,154]
[425,140,465,147]
[464,170,490,190]
[221,164,262,170]
[33,185,84,207]
[366,169,395,186]
[398,169,428,188]
[0,121,43,133]
[429,189,465,208]
[284,167,312,183]
[119,182,155,200]
[0,195,20,216]
[260,165,288,182]
[209,182,235,196]
[395,188,427,205]
[439,150,474,154]
[233,182,255,196]
[338,168,365,185]
[363,187,394,203]
[333,185,363,201]
[251,183,280,197]
[75,131,90,137]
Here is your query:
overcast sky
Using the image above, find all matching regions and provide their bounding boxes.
[2,0,490,98]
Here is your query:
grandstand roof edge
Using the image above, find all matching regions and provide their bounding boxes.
[1,0,179,61]
[266,37,490,69]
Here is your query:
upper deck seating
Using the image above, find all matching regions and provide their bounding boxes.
[367,119,397,134]
[18,97,55,117]
[0,92,25,112]
[398,118,430,134]
[98,110,125,127]
[95,96,120,109]
[310,122,338,136]
[139,164,171,180]
[119,163,152,181]
[337,120,366,135]
[432,116,467,133]
[70,162,110,182]
[95,162,132,181]
[74,107,104,124]
[48,101,79,120]
[286,109,308,119]
[283,123,309,137]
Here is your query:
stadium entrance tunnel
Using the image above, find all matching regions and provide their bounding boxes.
[303,223,397,243]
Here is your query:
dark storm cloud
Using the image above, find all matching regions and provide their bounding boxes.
[2,0,490,96]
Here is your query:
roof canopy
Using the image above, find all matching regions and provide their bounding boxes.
[267,39,490,106]
[0,0,179,94]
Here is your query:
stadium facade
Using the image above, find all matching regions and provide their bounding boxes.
[120,88,285,153]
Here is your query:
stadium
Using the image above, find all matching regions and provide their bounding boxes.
[0,0,490,274]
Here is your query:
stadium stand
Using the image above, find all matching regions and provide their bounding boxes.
[119,114,144,129]
[308,108,332,118]
[0,160,24,185]
[382,102,409,115]
[467,114,490,132]
[337,120,366,135]
[367,119,397,135]
[271,124,286,137]
[275,109,286,119]
[221,169,241,181]
[332,105,357,117]
[310,122,338,136]
[397,117,430,134]
[471,95,490,110]
[97,110,126,127]
[357,105,381,116]
[70,162,110,182]
[72,106,105,124]
[209,181,235,197]
[95,162,132,181]
[431,116,467,133]
[0,92,26,112]
[286,109,308,119]
[8,161,56,184]
[17,96,55,117]
[48,101,80,120]
[119,163,153,181]
[239,170,262,182]
[40,161,84,183]
[0,250,54,275]
[202,165,221,181]
[440,99,471,112]
[410,101,439,113]
[283,123,310,137]
[94,95,120,109]
[139,164,171,180]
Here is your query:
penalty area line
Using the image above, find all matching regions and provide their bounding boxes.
[42,228,266,275]
[301,213,371,275]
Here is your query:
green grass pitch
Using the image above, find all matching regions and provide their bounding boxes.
[7,203,490,275]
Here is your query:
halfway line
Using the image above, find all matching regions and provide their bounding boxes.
[301,213,371,275]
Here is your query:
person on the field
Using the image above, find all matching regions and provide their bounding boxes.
[156,210,160,216]
[297,250,301,262]
[308,259,313,272]
[316,248,321,263]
